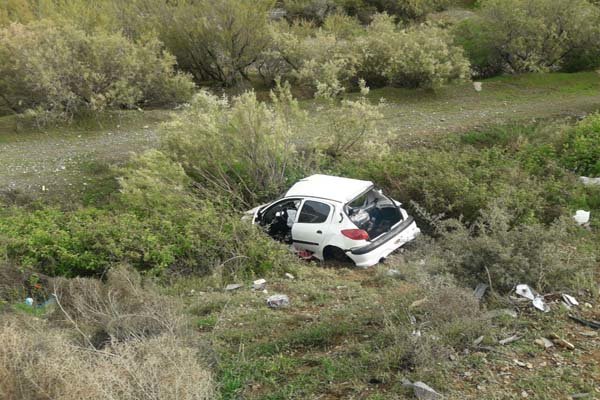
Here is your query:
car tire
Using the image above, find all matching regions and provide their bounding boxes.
[323,246,353,265]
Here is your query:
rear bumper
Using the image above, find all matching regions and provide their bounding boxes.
[347,217,420,268]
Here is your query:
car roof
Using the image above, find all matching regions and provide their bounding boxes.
[285,174,374,203]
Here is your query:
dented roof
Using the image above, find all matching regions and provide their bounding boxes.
[284,174,373,203]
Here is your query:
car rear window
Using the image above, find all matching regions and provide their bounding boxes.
[298,201,330,223]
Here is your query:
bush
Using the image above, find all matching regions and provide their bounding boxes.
[162,87,316,207]
[415,205,597,293]
[50,265,183,344]
[0,153,297,279]
[336,0,451,23]
[454,0,600,76]
[265,13,470,91]
[561,113,600,176]
[0,20,194,121]
[0,316,215,400]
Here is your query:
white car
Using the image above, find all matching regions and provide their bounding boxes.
[246,174,420,267]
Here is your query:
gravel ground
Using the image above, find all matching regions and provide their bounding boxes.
[1,73,600,200]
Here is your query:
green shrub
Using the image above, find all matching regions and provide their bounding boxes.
[415,205,597,293]
[161,86,317,207]
[336,0,451,22]
[0,20,194,121]
[561,113,600,176]
[265,13,470,91]
[454,0,600,75]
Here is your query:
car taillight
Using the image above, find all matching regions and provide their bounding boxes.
[341,229,369,241]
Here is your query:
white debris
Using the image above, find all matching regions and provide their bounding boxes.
[224,283,243,291]
[516,284,549,312]
[532,296,550,312]
[534,337,554,349]
[473,283,488,300]
[385,269,403,278]
[25,297,34,306]
[516,284,536,300]
[562,294,579,308]
[579,176,600,186]
[284,273,295,280]
[473,82,483,92]
[253,278,267,290]
[499,335,521,345]
[267,294,290,308]
[573,210,590,226]
[473,335,484,346]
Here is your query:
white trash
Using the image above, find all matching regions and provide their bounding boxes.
[473,82,483,92]
[573,210,590,226]
[579,176,600,186]
[253,279,267,290]
[25,297,34,306]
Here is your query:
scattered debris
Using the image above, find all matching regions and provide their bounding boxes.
[253,279,267,291]
[485,308,518,319]
[225,283,243,292]
[573,210,590,226]
[579,176,600,186]
[385,269,403,278]
[473,335,484,346]
[562,294,579,308]
[473,283,488,301]
[267,294,290,308]
[513,359,533,369]
[515,284,535,300]
[568,314,600,330]
[285,273,295,280]
[499,335,521,345]
[473,82,483,92]
[548,333,575,350]
[402,379,443,400]
[534,337,554,349]
[24,297,33,306]
[515,284,549,312]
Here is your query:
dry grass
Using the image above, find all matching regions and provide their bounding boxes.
[0,315,215,400]
[50,265,184,347]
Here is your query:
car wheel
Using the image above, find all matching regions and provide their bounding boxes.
[323,246,353,266]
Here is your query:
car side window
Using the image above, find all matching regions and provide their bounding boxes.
[298,200,331,224]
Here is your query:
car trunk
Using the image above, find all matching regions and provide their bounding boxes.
[345,188,403,240]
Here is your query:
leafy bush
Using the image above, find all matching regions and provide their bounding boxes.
[336,0,451,22]
[162,86,316,207]
[0,20,194,121]
[561,113,600,176]
[0,151,297,279]
[454,0,600,76]
[415,205,597,293]
[265,13,470,91]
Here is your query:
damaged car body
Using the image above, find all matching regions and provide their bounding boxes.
[246,174,421,267]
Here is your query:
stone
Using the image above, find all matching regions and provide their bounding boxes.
[267,294,290,308]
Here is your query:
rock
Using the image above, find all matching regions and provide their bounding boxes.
[285,273,295,280]
[253,279,267,290]
[224,283,243,292]
[534,337,554,349]
[267,294,290,308]
[402,379,443,400]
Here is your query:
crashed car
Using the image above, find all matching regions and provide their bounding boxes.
[246,174,420,267]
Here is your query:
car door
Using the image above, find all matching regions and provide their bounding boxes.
[291,199,333,255]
